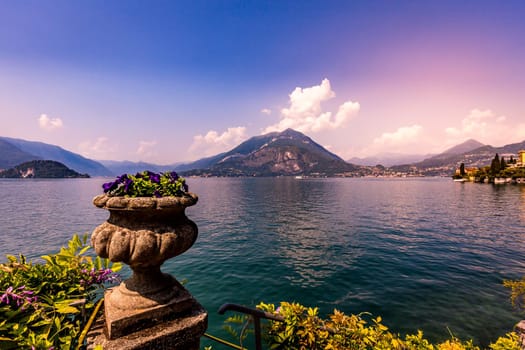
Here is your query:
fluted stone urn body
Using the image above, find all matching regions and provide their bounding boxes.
[91,193,207,344]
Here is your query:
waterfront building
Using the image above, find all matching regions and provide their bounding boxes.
[519,150,525,167]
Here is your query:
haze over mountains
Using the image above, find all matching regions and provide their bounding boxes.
[0,137,111,176]
[1,131,523,177]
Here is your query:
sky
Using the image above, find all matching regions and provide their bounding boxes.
[1,0,524,164]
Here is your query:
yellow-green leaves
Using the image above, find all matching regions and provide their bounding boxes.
[0,234,120,349]
[252,302,520,350]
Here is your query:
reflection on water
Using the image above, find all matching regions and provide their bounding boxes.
[519,186,525,221]
[1,178,525,347]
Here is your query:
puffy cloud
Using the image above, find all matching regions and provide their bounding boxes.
[263,78,360,134]
[444,108,522,146]
[349,124,426,157]
[190,126,248,158]
[78,137,117,160]
[373,125,423,145]
[38,114,63,130]
[261,108,272,115]
[137,140,158,157]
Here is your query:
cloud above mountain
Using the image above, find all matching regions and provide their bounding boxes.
[78,136,118,160]
[190,126,247,158]
[263,78,360,134]
[38,114,63,130]
[374,125,423,145]
[445,108,525,147]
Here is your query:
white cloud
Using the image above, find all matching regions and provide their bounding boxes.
[348,124,428,158]
[190,126,248,158]
[261,108,272,115]
[374,125,423,145]
[78,137,117,160]
[137,140,158,158]
[263,78,360,134]
[444,108,524,146]
[38,114,63,130]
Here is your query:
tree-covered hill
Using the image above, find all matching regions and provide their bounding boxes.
[0,160,90,178]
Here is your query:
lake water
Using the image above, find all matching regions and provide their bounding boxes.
[1,177,525,347]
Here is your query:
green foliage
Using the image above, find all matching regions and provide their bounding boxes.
[488,332,521,350]
[0,234,120,349]
[504,277,525,311]
[221,302,521,350]
[223,313,253,348]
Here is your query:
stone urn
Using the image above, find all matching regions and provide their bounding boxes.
[91,193,207,347]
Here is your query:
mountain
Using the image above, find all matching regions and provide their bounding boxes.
[99,160,181,176]
[0,139,41,169]
[441,139,485,155]
[391,139,524,176]
[0,137,112,176]
[0,160,89,178]
[348,153,433,167]
[347,140,485,168]
[180,128,364,176]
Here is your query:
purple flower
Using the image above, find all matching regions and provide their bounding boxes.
[123,177,133,193]
[149,173,160,183]
[102,180,118,193]
[80,267,121,287]
[169,171,179,181]
[0,285,38,309]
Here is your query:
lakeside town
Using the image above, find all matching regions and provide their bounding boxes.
[452,150,525,184]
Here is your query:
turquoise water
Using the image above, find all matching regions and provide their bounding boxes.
[1,177,525,347]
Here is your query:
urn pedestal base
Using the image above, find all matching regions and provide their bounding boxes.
[90,298,207,350]
[104,277,195,340]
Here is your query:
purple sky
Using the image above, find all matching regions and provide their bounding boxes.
[1,0,524,164]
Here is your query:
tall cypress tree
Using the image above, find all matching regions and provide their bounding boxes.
[491,153,501,175]
[460,163,466,176]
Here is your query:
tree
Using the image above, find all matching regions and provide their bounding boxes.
[491,154,501,175]
[459,163,466,177]
[501,156,507,170]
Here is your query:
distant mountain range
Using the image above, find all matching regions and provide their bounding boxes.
[1,133,523,177]
[0,137,112,176]
[98,160,179,176]
[348,153,433,167]
[391,139,525,175]
[348,139,485,167]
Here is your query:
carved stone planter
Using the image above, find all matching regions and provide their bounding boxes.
[90,193,207,348]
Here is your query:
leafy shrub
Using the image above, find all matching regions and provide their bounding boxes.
[0,234,120,349]
[222,302,521,350]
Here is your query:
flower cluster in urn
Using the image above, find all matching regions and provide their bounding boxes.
[92,170,201,340]
[102,170,189,197]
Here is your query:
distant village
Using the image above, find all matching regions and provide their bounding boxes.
[453,149,525,184]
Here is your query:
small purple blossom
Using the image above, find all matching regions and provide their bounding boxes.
[149,173,161,183]
[102,180,117,193]
[0,285,38,309]
[123,177,133,193]
[80,267,121,287]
